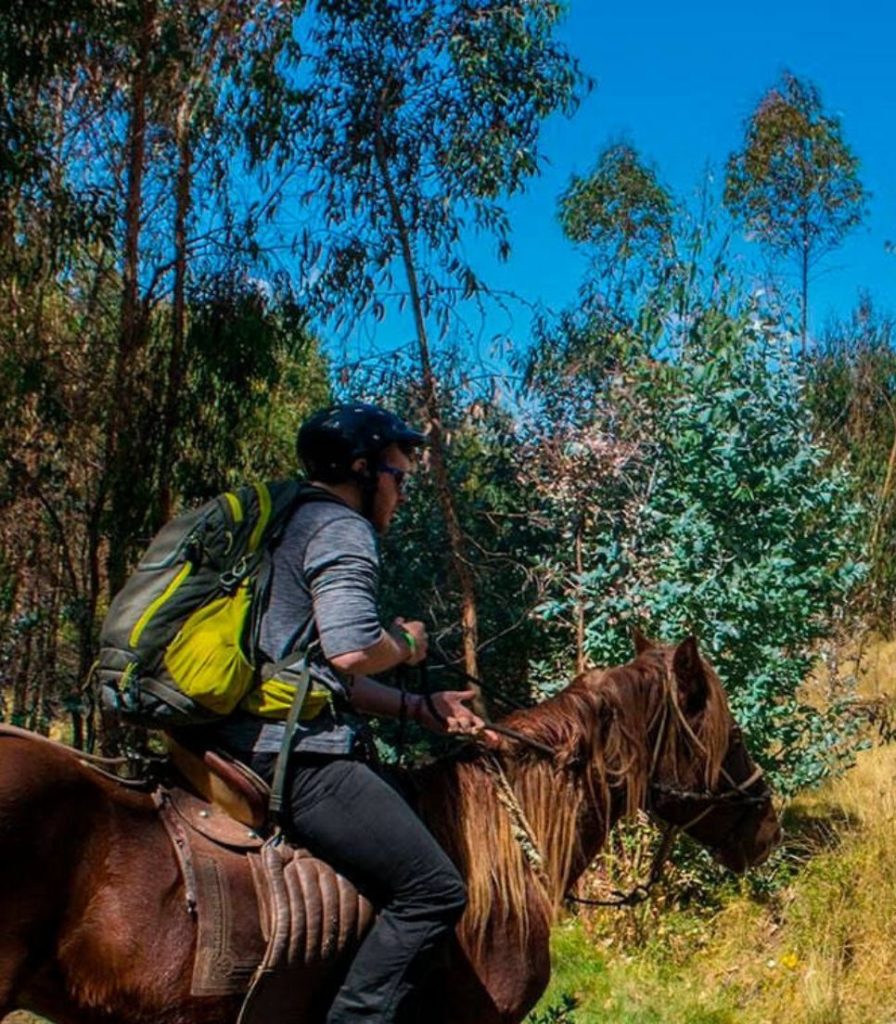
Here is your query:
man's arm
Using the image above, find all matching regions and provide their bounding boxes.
[346,674,488,736]
[328,618,427,676]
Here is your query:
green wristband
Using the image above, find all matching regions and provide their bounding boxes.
[400,627,417,658]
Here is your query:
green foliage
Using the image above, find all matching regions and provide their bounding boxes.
[521,138,869,793]
[0,0,880,802]
[282,0,584,332]
[558,142,674,309]
[724,71,866,261]
[527,993,579,1023]
[526,298,865,792]
[0,0,120,197]
[0,0,581,738]
[348,353,550,712]
[806,299,896,631]
[533,744,896,1023]
[176,273,330,500]
[724,71,867,347]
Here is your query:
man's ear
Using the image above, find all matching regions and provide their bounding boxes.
[350,457,368,474]
[632,628,655,655]
[672,635,709,713]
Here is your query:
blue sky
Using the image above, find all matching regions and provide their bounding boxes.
[347,0,895,365]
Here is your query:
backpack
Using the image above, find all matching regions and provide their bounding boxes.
[98,479,327,728]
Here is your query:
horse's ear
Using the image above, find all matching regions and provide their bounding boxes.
[632,628,655,655]
[672,635,709,713]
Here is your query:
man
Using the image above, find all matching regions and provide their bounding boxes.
[214,402,486,1024]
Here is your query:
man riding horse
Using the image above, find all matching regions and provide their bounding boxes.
[208,402,487,1024]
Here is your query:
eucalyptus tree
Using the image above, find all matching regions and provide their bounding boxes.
[270,0,582,691]
[724,71,867,355]
[0,0,131,743]
[176,273,331,501]
[558,141,674,314]
[0,0,307,741]
[345,350,552,714]
[147,0,304,521]
[0,0,121,204]
[524,292,865,791]
[525,141,674,670]
[104,0,305,588]
[525,185,865,787]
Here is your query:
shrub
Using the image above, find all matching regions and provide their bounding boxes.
[528,300,866,792]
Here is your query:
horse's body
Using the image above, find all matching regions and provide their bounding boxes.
[0,639,780,1024]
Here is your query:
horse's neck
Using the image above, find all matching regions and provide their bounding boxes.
[414,674,658,955]
[497,675,656,899]
[500,754,624,902]
[557,759,632,891]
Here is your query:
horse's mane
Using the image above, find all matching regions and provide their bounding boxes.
[416,648,732,956]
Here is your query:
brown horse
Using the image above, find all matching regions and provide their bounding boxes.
[0,636,780,1024]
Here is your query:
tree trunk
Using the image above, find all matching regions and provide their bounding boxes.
[574,518,586,674]
[870,398,896,555]
[11,625,31,729]
[158,96,193,522]
[106,0,154,597]
[373,133,485,715]
[800,207,810,358]
[77,513,104,752]
[33,563,60,737]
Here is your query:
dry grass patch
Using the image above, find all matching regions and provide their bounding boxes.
[538,738,896,1023]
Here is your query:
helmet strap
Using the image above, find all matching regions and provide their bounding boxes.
[349,463,379,521]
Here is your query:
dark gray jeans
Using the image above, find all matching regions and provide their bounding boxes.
[248,752,467,1024]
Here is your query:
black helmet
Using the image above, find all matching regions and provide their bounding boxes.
[297,403,426,483]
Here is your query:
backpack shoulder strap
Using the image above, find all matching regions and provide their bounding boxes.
[247,482,352,665]
[262,480,352,544]
[261,618,318,829]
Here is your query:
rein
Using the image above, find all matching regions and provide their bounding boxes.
[643,662,771,810]
[565,762,767,909]
[565,823,679,908]
[0,723,157,789]
[651,765,768,806]
[480,749,681,910]
[481,723,556,757]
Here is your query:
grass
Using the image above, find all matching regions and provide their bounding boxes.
[531,738,896,1024]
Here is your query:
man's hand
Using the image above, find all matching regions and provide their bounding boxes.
[390,617,428,666]
[412,688,497,744]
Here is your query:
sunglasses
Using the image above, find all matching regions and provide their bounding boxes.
[378,464,409,491]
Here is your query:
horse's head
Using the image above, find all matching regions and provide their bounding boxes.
[628,632,781,873]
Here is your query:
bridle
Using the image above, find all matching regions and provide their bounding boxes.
[567,733,771,909]
[477,659,772,909]
[650,734,770,809]
[642,660,772,818]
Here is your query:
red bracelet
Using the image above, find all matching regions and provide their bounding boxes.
[410,694,423,724]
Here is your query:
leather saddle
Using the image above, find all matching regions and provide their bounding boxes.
[158,733,374,1023]
[164,734,270,832]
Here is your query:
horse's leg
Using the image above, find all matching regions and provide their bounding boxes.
[0,936,29,1015]
[424,906,553,1024]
